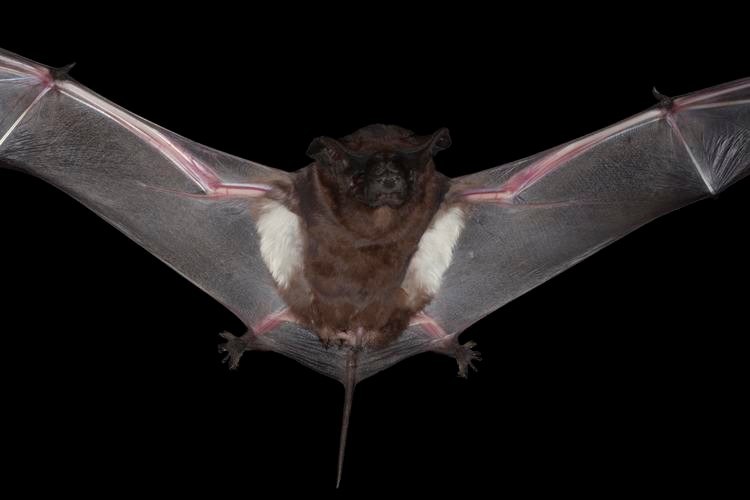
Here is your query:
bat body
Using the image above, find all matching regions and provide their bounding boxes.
[264,125,453,349]
[1,47,748,486]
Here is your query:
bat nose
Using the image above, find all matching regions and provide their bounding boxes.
[373,162,404,192]
[379,175,401,191]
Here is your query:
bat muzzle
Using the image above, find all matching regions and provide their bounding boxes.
[365,161,409,207]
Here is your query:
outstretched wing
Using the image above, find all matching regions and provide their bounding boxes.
[0,49,455,383]
[0,48,290,331]
[428,78,750,336]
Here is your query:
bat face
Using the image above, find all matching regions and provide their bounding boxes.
[351,151,414,208]
[306,124,451,211]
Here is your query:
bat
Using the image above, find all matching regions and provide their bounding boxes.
[1,44,750,488]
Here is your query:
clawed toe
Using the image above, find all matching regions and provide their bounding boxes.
[218,331,262,370]
[455,340,482,378]
[433,336,482,378]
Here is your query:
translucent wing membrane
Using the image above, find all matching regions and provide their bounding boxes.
[0,48,288,332]
[430,77,750,337]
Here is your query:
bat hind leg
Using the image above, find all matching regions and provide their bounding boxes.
[411,312,482,377]
[218,331,267,370]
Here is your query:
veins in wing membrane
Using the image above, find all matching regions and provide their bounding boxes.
[0,54,274,200]
[460,77,750,204]
[55,81,274,199]
[460,109,663,204]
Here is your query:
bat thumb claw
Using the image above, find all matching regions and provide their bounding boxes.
[50,62,76,81]
[652,87,674,109]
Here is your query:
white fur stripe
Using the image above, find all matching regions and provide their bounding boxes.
[403,205,466,297]
[256,201,303,289]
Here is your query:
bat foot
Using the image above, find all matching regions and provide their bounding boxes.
[454,340,482,378]
[218,331,264,369]
[434,337,481,378]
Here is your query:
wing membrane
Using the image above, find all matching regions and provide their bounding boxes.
[432,79,750,336]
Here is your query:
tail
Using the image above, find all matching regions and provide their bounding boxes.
[336,339,360,488]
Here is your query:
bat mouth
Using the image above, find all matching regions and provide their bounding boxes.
[369,191,406,208]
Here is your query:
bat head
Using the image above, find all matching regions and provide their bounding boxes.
[307,125,451,209]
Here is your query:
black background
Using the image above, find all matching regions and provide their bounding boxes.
[0,16,747,496]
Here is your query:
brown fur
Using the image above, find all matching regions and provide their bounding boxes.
[278,126,449,348]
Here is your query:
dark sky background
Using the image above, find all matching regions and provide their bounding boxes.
[1,22,746,495]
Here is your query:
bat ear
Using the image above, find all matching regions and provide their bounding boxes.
[428,127,451,155]
[307,136,349,167]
